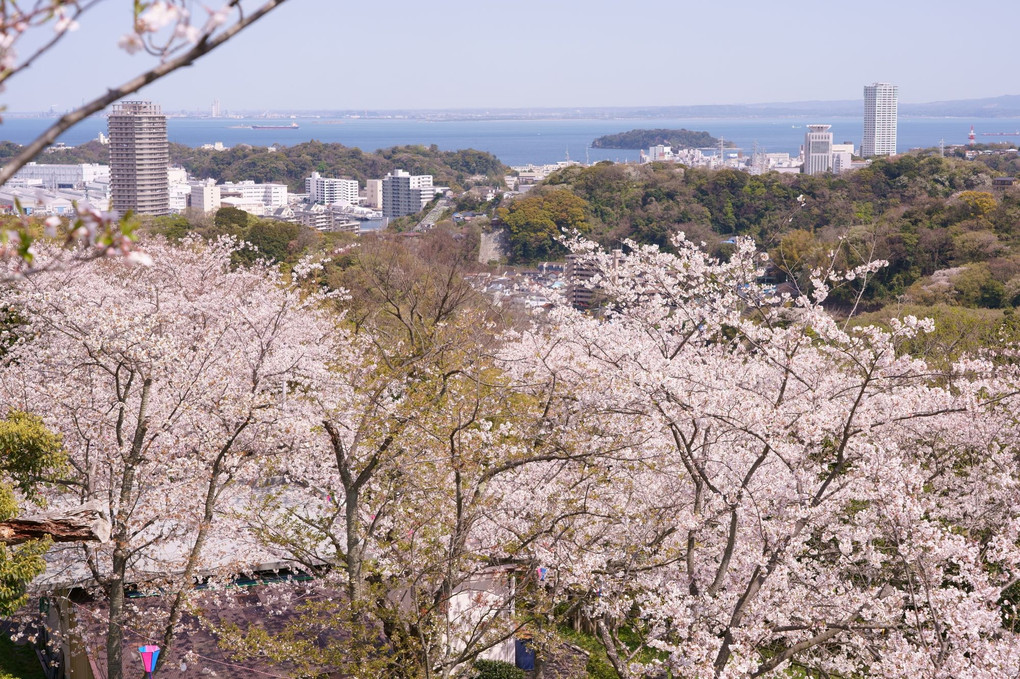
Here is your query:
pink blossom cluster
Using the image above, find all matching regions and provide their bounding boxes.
[118,1,231,57]
[488,235,1020,677]
[4,234,1020,677]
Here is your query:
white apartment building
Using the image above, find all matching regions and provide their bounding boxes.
[863,83,897,157]
[648,145,673,162]
[190,181,221,213]
[168,166,188,185]
[382,169,438,219]
[167,166,190,213]
[8,162,109,189]
[220,195,265,215]
[831,142,855,175]
[803,125,833,176]
[306,172,359,205]
[169,184,190,212]
[221,181,288,210]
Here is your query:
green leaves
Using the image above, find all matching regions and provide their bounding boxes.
[0,411,65,504]
[0,534,49,616]
[497,189,591,262]
[0,411,63,616]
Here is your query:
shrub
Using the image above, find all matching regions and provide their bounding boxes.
[473,659,526,679]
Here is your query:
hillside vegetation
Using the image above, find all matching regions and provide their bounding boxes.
[0,140,506,192]
[497,150,1020,312]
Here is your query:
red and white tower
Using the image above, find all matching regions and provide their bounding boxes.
[969,125,976,145]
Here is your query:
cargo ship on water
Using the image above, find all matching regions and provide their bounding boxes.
[251,122,299,130]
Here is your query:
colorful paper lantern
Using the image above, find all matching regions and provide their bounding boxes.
[138,645,160,674]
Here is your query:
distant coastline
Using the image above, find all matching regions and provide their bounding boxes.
[6,93,1020,121]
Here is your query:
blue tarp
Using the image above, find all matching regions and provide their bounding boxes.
[515,639,535,670]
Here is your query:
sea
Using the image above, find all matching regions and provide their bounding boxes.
[4,115,1020,167]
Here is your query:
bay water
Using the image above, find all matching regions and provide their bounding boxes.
[4,115,1019,167]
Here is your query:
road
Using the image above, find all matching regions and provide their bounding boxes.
[414,197,451,231]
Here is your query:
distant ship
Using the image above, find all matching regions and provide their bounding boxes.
[251,122,299,130]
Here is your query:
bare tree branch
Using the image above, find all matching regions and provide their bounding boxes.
[0,0,292,188]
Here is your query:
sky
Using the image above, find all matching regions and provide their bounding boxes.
[7,0,1020,113]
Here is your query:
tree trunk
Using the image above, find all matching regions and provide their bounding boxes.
[596,617,630,679]
[0,502,110,545]
[105,567,126,679]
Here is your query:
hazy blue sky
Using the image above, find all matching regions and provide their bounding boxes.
[8,0,1020,113]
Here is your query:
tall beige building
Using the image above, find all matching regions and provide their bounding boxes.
[109,101,169,215]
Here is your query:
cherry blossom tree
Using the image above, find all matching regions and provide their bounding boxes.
[497,235,1020,678]
[0,236,338,679]
[237,236,610,678]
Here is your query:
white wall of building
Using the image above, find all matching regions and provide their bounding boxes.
[190,181,221,213]
[382,169,438,218]
[306,172,359,205]
[364,178,383,209]
[222,181,288,209]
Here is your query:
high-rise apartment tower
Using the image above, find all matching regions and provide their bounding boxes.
[862,83,897,157]
[108,101,169,216]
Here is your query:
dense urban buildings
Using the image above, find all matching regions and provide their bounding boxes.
[382,169,437,218]
[862,82,898,157]
[108,101,170,215]
[802,124,833,175]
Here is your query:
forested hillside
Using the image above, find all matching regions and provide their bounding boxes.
[498,150,1020,311]
[0,140,506,191]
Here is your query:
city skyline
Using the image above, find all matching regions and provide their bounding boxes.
[7,0,1020,114]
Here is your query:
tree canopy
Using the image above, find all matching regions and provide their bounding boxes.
[4,233,1020,677]
[591,128,721,149]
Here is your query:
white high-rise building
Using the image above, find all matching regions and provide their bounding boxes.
[863,83,897,157]
[803,125,833,176]
[305,172,359,205]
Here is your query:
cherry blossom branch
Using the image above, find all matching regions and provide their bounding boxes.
[0,1,102,90]
[0,0,291,188]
